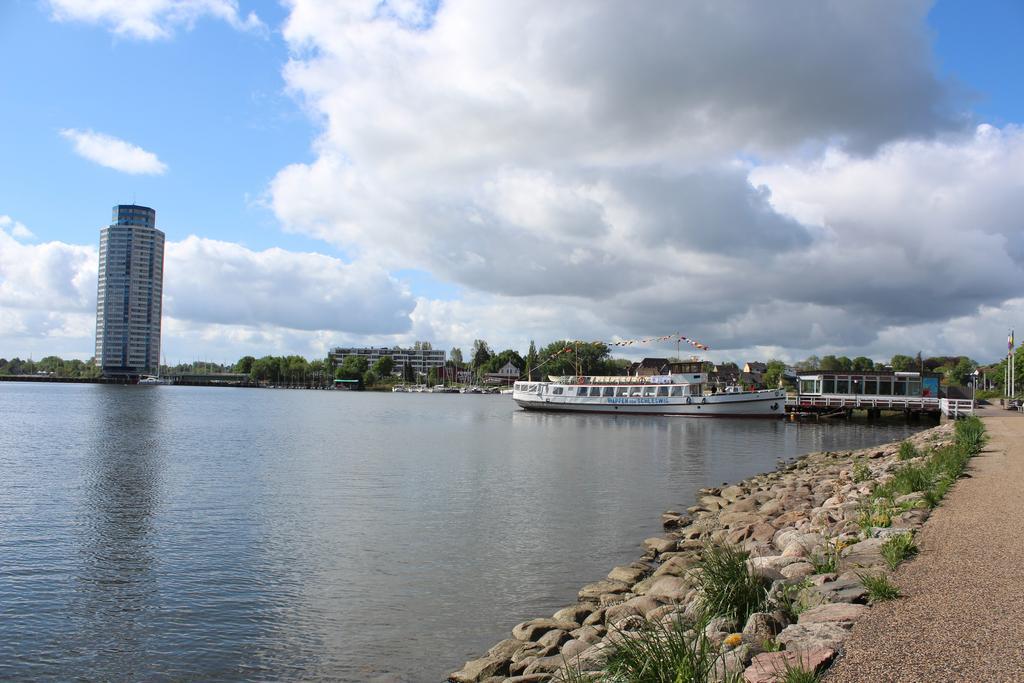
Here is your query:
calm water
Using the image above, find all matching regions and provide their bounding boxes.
[0,383,926,681]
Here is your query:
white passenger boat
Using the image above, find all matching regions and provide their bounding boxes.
[511,367,785,418]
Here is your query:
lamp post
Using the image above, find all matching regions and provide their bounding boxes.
[971,369,979,412]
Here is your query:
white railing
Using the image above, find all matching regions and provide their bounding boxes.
[939,398,975,418]
[785,395,941,411]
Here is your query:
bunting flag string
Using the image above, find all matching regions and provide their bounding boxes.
[526,333,711,375]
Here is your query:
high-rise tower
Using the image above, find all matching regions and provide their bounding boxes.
[95,205,165,378]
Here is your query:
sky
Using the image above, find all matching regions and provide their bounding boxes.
[0,0,1022,366]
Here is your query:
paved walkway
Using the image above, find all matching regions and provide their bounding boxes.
[827,406,1024,682]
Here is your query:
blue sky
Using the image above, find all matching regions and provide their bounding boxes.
[1,1,1022,364]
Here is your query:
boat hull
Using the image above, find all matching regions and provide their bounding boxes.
[512,389,785,418]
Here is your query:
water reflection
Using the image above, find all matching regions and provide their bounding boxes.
[69,386,163,677]
[0,386,928,682]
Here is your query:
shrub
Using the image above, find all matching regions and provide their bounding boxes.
[697,544,770,625]
[898,441,918,461]
[856,498,895,534]
[852,461,871,483]
[809,538,844,574]
[954,416,986,453]
[599,617,728,683]
[858,572,901,602]
[880,533,918,570]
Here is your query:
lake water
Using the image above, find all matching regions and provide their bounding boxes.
[0,383,927,681]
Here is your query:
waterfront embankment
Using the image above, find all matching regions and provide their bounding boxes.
[449,419,983,682]
[825,407,1024,682]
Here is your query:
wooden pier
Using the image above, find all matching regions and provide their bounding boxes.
[785,394,974,418]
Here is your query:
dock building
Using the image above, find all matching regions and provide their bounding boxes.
[94,204,165,378]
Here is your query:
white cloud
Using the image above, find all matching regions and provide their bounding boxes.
[60,129,168,175]
[47,0,264,40]
[0,215,35,241]
[164,235,415,334]
[0,220,417,361]
[261,1,1024,364]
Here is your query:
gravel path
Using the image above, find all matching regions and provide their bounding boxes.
[826,407,1024,682]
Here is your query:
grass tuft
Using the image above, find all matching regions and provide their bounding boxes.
[599,617,732,683]
[778,658,824,683]
[880,533,918,570]
[858,572,901,602]
[697,545,770,625]
[898,441,919,461]
[852,461,871,483]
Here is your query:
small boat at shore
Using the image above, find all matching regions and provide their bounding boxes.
[511,367,784,418]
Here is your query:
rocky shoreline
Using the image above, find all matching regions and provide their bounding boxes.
[448,422,962,683]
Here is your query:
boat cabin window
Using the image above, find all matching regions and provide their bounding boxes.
[629,386,642,397]
[643,386,656,397]
[657,386,669,397]
[573,387,585,396]
[799,379,821,394]
[616,387,629,397]
[528,384,537,392]
[589,387,601,397]
[670,386,684,397]
[552,387,563,395]
[602,387,614,397]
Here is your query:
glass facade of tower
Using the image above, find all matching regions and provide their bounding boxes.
[95,205,165,377]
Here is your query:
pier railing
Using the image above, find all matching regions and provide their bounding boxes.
[939,397,976,418]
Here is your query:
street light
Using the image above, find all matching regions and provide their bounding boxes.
[971,369,980,410]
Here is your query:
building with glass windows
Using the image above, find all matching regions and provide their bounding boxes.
[797,370,940,399]
[94,205,165,378]
[328,346,446,377]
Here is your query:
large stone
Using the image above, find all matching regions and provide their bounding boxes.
[729,497,758,513]
[449,655,511,682]
[798,602,869,625]
[643,537,678,554]
[578,580,629,602]
[604,596,663,626]
[653,554,698,577]
[777,622,853,651]
[662,512,693,530]
[644,574,691,602]
[807,575,868,604]
[742,647,835,683]
[742,612,784,646]
[512,618,579,642]
[839,537,886,570]
[552,604,593,625]
[607,564,648,585]
[537,628,571,650]
[719,511,762,528]
[721,485,746,502]
[780,562,815,580]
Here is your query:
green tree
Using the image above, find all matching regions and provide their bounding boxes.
[944,357,977,387]
[536,340,612,377]
[471,339,493,369]
[234,356,256,374]
[819,355,841,371]
[427,367,440,385]
[796,355,820,371]
[523,341,538,380]
[373,355,395,377]
[835,356,853,371]
[251,356,282,383]
[363,370,377,387]
[890,354,916,372]
[338,354,369,380]
[482,349,525,375]
[851,356,874,372]
[450,348,464,367]
[762,360,787,388]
